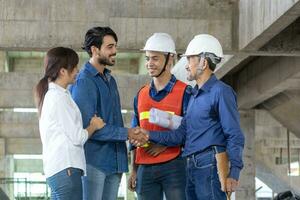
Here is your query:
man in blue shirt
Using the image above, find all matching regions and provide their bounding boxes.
[135,34,245,200]
[70,27,147,200]
[128,33,191,200]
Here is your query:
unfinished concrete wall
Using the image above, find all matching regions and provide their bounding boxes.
[0,72,150,109]
[255,109,300,194]
[0,0,234,52]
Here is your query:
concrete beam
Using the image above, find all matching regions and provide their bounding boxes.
[239,0,300,50]
[235,56,300,109]
[0,72,150,109]
[0,112,39,138]
[0,110,134,139]
[215,55,248,78]
[0,110,133,155]
[261,138,300,149]
[0,0,233,52]
[216,0,300,79]
[241,51,300,57]
[260,18,300,54]
[6,138,42,155]
[0,72,41,108]
[262,90,300,138]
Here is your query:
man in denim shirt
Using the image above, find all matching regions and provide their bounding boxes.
[135,34,245,200]
[70,27,147,200]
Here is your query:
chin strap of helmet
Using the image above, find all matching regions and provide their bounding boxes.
[154,53,170,78]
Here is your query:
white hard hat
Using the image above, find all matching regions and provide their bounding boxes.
[141,33,176,54]
[182,34,223,58]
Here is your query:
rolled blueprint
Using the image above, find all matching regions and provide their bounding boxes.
[149,108,182,130]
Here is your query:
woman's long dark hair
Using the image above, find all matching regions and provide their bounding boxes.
[34,47,79,115]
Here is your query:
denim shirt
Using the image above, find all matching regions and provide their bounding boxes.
[149,74,245,180]
[70,62,128,174]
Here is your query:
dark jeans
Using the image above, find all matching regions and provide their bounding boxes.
[46,168,83,200]
[186,146,227,200]
[136,156,186,200]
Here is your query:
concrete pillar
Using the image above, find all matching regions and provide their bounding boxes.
[0,51,8,72]
[236,109,255,200]
[0,138,6,177]
[0,138,14,199]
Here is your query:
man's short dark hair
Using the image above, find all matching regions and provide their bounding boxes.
[205,57,217,71]
[200,53,221,72]
[82,27,118,57]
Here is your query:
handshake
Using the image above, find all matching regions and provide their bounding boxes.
[128,127,149,147]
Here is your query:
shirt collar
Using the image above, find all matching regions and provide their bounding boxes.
[192,74,218,96]
[49,82,68,94]
[84,61,111,76]
[150,74,177,93]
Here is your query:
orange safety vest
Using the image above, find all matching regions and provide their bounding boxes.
[135,80,187,164]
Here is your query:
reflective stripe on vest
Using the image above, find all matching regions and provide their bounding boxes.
[139,111,175,120]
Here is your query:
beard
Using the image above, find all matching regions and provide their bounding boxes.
[186,73,194,81]
[97,53,116,66]
[187,67,203,81]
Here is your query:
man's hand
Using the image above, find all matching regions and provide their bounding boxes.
[128,169,137,192]
[225,177,238,193]
[128,127,149,146]
[145,143,167,157]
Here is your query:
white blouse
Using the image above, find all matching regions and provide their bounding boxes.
[39,82,88,178]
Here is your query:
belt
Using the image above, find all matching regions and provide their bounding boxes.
[188,145,226,158]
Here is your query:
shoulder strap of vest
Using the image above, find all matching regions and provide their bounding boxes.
[175,79,188,88]
[136,84,150,121]
[138,84,149,93]
[137,84,150,99]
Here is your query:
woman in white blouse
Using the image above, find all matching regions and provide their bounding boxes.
[34,47,105,200]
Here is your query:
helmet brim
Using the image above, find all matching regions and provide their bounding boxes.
[140,48,176,54]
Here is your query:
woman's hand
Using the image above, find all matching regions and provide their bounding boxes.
[90,115,105,130]
[86,115,106,137]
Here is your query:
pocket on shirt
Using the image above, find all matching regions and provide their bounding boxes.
[191,104,212,119]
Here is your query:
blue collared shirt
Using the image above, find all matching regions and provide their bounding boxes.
[131,74,192,128]
[70,62,128,174]
[149,74,245,180]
